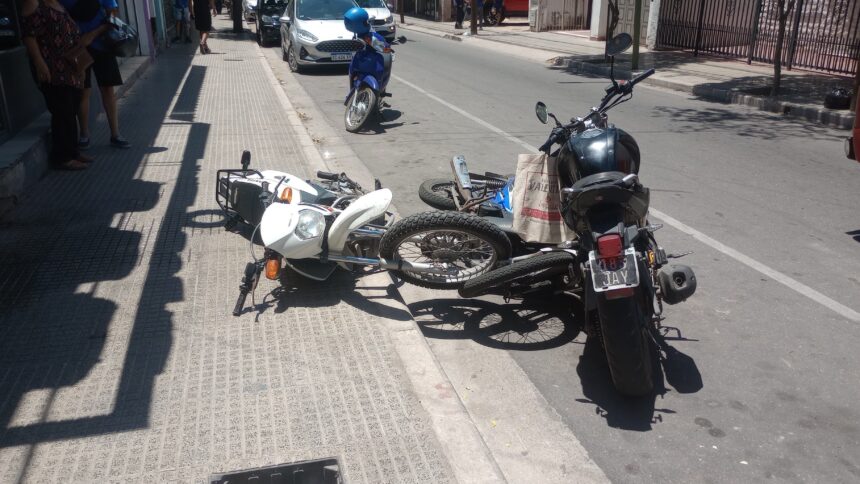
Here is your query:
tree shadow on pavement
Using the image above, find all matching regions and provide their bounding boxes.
[649,104,843,141]
[409,295,581,351]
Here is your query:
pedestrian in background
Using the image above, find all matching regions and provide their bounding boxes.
[173,0,192,43]
[190,0,216,54]
[453,0,464,29]
[21,0,109,170]
[62,0,131,149]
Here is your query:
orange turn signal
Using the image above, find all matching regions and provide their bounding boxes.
[265,257,281,280]
[279,187,293,203]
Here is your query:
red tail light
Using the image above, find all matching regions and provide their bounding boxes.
[597,234,623,258]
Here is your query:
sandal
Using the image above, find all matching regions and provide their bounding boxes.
[77,153,95,163]
[203,43,211,54]
[199,44,206,54]
[58,159,88,171]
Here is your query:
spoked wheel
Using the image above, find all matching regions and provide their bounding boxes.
[418,178,463,211]
[379,211,511,289]
[344,86,377,132]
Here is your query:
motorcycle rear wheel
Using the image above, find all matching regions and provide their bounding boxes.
[344,86,377,133]
[379,211,511,289]
[418,178,462,211]
[596,288,655,397]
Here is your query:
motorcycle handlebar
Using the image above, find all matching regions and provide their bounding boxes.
[627,68,655,89]
[317,170,340,181]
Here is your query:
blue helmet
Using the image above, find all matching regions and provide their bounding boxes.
[344,7,370,35]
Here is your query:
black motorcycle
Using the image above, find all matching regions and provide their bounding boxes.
[458,34,696,396]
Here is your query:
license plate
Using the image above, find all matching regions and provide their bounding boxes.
[589,247,639,292]
[331,52,353,61]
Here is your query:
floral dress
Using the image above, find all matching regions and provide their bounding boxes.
[21,2,84,89]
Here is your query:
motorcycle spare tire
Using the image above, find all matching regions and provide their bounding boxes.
[344,86,377,133]
[379,211,511,289]
[459,250,575,298]
[596,286,654,397]
[418,178,462,211]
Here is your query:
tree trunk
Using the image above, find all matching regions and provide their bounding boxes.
[771,0,795,97]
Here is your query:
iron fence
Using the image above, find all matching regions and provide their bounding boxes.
[657,0,860,75]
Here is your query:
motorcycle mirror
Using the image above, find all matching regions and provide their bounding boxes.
[605,32,633,57]
[535,102,548,124]
[397,35,407,44]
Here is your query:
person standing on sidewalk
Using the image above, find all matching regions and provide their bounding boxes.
[453,0,465,29]
[190,0,217,54]
[172,0,192,43]
[61,0,131,149]
[20,0,109,170]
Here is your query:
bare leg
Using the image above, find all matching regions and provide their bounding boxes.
[79,87,92,139]
[99,85,119,138]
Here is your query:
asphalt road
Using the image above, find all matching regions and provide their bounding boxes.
[267,29,860,483]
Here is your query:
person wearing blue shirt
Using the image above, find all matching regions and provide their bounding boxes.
[61,0,131,149]
[173,0,191,44]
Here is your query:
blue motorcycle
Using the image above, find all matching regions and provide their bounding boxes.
[343,30,393,132]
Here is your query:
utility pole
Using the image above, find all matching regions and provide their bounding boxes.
[632,0,642,70]
[470,1,478,35]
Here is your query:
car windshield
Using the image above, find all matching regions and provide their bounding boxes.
[355,0,386,8]
[296,0,358,20]
[259,0,286,12]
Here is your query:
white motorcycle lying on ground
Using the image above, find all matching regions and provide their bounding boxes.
[216,152,512,316]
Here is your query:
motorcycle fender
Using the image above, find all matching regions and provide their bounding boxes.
[359,74,380,92]
[260,203,324,259]
[258,170,319,199]
[327,188,392,252]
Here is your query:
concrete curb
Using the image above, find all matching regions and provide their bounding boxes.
[564,59,854,129]
[399,23,463,42]
[257,44,507,483]
[0,55,153,218]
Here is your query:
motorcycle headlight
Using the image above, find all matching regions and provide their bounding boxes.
[262,15,273,23]
[295,209,325,240]
[296,29,318,43]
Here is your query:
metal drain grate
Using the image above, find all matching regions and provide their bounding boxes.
[210,457,342,484]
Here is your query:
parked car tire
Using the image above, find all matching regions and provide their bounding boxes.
[287,41,302,73]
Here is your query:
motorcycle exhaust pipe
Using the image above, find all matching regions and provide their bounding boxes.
[325,254,454,275]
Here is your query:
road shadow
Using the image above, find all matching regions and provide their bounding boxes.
[576,322,702,431]
[409,295,581,351]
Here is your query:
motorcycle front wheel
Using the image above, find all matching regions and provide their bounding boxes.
[379,211,511,289]
[344,86,377,133]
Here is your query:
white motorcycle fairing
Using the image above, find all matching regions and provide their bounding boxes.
[237,170,318,204]
[327,189,392,253]
[259,202,328,259]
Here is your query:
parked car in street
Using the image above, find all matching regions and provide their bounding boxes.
[256,0,286,45]
[280,0,364,73]
[355,0,395,42]
[847,105,859,161]
[243,0,258,21]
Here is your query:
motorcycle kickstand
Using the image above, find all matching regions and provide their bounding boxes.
[233,261,263,316]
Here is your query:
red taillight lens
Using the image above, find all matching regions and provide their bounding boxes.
[597,234,623,258]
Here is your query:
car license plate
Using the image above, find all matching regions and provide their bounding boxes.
[589,247,639,292]
[331,52,353,61]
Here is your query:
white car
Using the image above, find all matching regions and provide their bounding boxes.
[243,0,258,21]
[280,0,364,72]
[355,0,395,42]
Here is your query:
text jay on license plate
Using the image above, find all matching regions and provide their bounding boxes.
[589,247,639,292]
[332,52,353,61]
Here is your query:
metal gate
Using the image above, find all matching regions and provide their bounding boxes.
[656,0,860,75]
[533,0,591,31]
